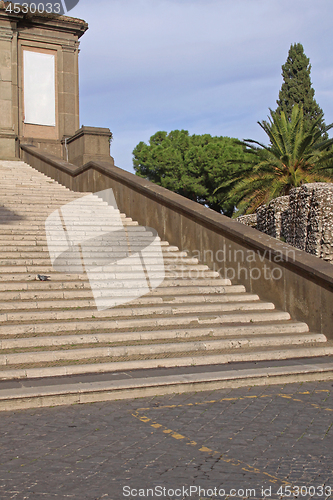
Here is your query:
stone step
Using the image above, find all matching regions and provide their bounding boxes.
[0,300,276,322]
[0,344,331,382]
[0,276,231,287]
[0,277,218,289]
[0,247,193,258]
[0,224,146,234]
[0,333,328,367]
[0,232,152,241]
[0,250,191,261]
[0,216,135,224]
[0,257,197,268]
[0,184,77,189]
[0,293,261,311]
[1,359,333,411]
[0,198,112,203]
[0,277,233,291]
[0,238,174,246]
[0,286,246,301]
[0,321,311,348]
[0,310,292,336]
[0,159,330,402]
[0,241,174,249]
[1,200,109,207]
[1,202,118,206]
[0,217,132,224]
[0,269,215,279]
[0,236,169,245]
[0,208,116,216]
[0,194,96,200]
[0,214,136,222]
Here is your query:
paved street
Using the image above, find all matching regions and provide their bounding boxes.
[0,380,332,500]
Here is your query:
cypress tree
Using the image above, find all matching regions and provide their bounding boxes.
[275,43,326,136]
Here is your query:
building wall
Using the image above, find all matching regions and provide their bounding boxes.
[0,4,87,159]
[0,12,17,157]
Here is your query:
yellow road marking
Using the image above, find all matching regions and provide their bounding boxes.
[132,388,332,488]
[172,433,185,440]
[137,391,333,413]
[138,415,151,423]
[132,410,290,486]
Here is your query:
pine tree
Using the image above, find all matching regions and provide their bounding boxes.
[276,43,326,137]
[133,130,252,216]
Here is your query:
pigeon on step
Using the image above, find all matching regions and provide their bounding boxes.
[37,274,50,281]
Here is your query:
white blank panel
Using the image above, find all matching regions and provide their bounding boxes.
[24,51,56,126]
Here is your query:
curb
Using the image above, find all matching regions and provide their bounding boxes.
[0,361,332,412]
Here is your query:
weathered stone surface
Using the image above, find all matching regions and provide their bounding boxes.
[256,196,289,239]
[246,184,333,264]
[236,213,257,228]
[286,183,333,263]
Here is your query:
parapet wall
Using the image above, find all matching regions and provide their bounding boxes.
[20,144,333,337]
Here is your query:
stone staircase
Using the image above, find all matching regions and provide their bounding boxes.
[0,160,332,410]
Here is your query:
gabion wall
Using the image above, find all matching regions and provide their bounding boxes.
[235,213,257,228]
[236,183,333,263]
[256,196,289,239]
[287,183,333,262]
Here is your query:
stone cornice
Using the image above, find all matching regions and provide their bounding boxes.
[18,31,79,50]
[0,2,88,38]
[0,25,13,40]
[66,126,112,144]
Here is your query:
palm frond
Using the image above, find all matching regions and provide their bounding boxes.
[215,103,333,216]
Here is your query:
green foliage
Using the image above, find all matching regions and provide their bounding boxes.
[216,105,333,216]
[276,43,326,137]
[133,130,251,216]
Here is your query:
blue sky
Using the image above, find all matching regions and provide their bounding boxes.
[70,0,333,172]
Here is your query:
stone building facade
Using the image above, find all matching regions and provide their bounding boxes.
[0,2,87,159]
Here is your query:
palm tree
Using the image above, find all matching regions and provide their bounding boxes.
[216,104,333,216]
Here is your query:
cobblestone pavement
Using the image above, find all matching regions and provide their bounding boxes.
[0,381,332,500]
